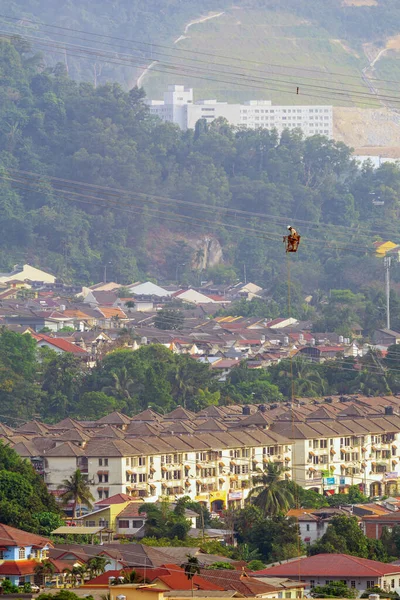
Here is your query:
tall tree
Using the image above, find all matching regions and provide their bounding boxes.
[249,463,294,516]
[58,469,94,518]
[182,555,200,598]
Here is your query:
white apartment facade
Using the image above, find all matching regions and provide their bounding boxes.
[147,85,333,137]
[38,433,292,512]
[272,408,400,498]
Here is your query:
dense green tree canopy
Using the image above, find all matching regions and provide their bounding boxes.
[0,441,60,531]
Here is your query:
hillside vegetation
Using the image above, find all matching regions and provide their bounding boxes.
[1,37,400,295]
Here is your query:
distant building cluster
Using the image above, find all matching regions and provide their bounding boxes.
[146,85,333,136]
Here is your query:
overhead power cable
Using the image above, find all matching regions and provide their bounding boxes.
[4,167,395,248]
[1,172,375,255]
[0,31,398,108]
[1,19,398,97]
[1,13,399,87]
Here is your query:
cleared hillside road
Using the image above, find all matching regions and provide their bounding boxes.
[136,11,225,88]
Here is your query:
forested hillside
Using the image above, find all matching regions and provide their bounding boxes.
[1,37,400,294]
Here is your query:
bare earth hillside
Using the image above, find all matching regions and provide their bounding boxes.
[333,107,400,155]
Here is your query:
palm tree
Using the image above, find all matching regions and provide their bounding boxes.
[62,568,72,588]
[63,567,79,588]
[58,469,95,518]
[110,570,145,585]
[278,357,327,397]
[102,367,136,401]
[87,556,110,578]
[34,560,55,588]
[181,555,200,598]
[249,462,294,516]
[74,565,87,585]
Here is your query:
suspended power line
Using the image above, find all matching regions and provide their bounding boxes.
[1,30,400,108]
[1,13,400,88]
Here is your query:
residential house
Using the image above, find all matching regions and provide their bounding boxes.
[253,553,400,595]
[75,494,137,531]
[0,264,56,284]
[0,524,53,587]
[199,568,305,598]
[287,507,352,544]
[361,513,400,540]
[129,282,172,297]
[297,346,344,362]
[105,565,305,599]
[34,334,88,357]
[4,310,73,332]
[373,329,400,346]
[373,241,398,257]
[95,307,128,329]
[173,289,220,305]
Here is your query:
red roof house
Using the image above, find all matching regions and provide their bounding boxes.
[253,553,400,595]
[35,334,87,355]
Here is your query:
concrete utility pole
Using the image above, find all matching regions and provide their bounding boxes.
[384,256,392,330]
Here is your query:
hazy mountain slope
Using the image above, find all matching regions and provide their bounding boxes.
[2,0,400,103]
[141,7,369,105]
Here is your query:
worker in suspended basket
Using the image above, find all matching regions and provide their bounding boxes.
[284,225,301,253]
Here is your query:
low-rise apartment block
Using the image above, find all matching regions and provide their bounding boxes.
[8,395,400,512]
[147,85,333,137]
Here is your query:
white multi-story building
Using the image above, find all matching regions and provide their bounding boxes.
[147,85,333,137]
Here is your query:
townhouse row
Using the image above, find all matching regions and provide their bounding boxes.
[9,398,400,509]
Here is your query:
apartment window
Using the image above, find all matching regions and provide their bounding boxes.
[330,439,334,446]
[392,580,395,589]
[99,459,103,466]
[104,490,109,498]
[19,548,25,559]
[126,458,129,466]
[86,520,95,527]
[306,524,310,531]
[320,439,327,448]
[119,520,129,528]
[104,474,109,483]
[138,457,146,466]
[285,593,291,598]
[0,551,4,560]
[367,582,374,589]
[99,475,103,483]
[138,473,147,483]
[310,581,315,589]
[98,490,103,499]
[104,458,108,466]
[99,519,109,528]
[351,582,356,589]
